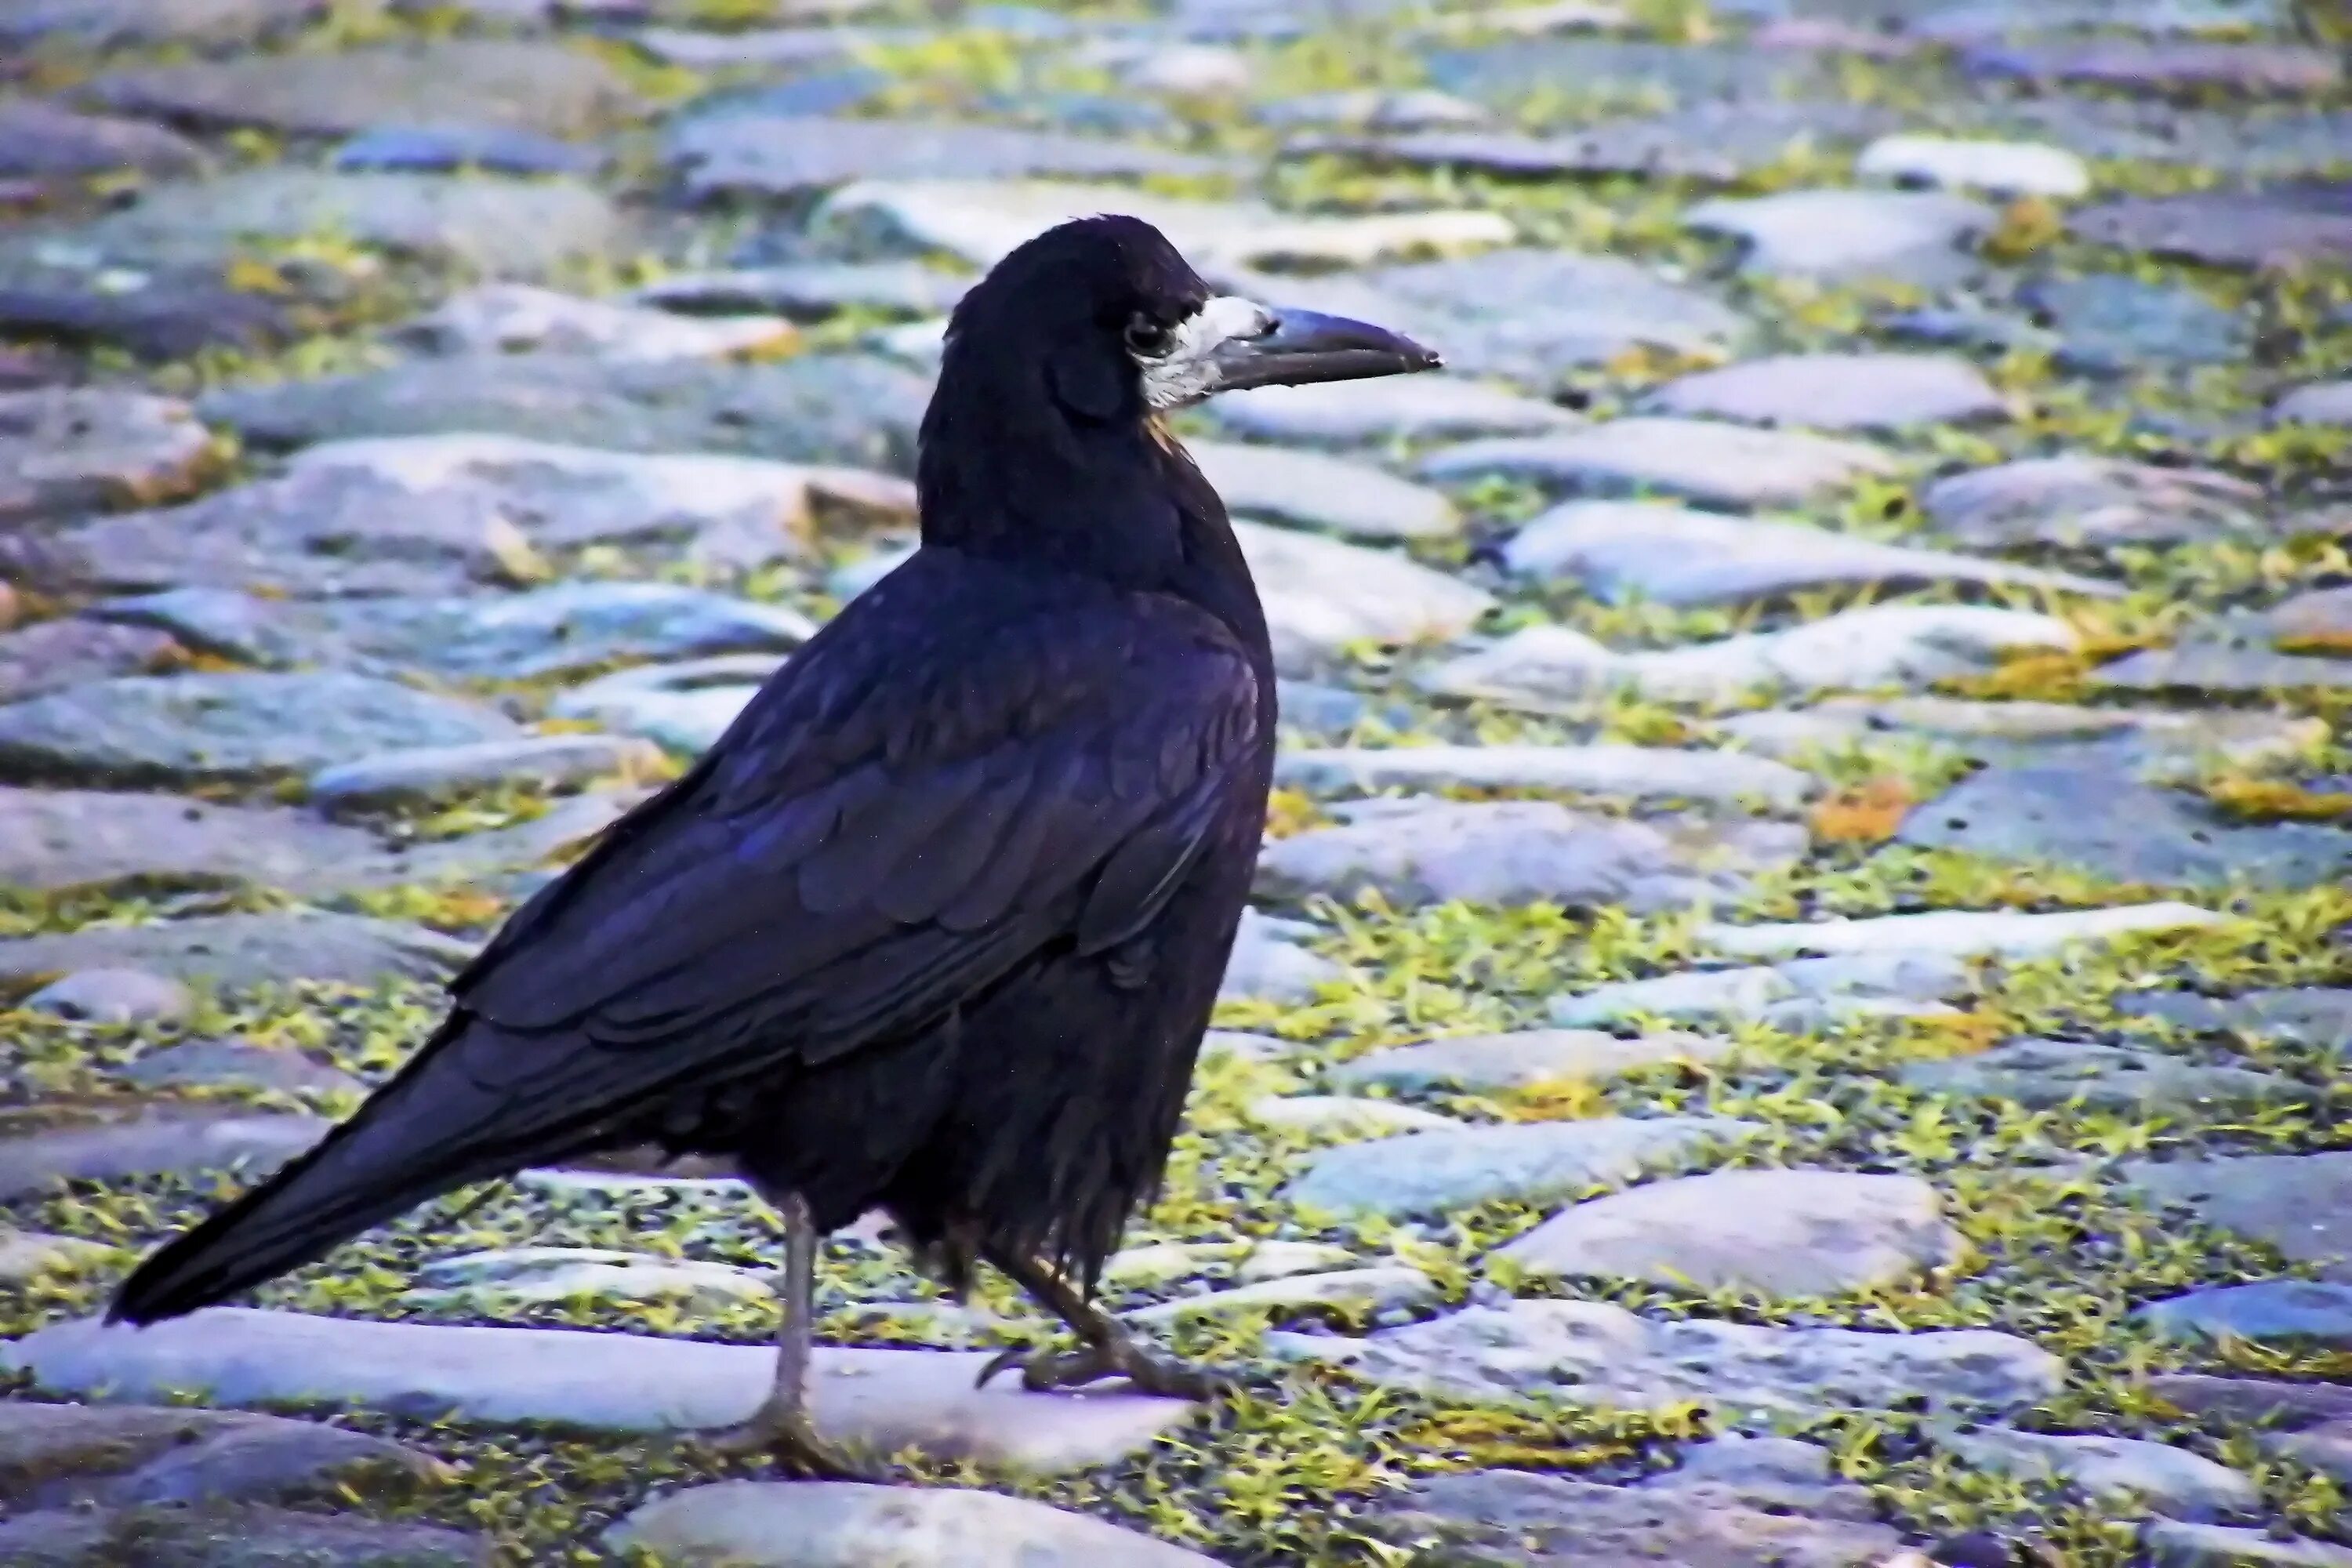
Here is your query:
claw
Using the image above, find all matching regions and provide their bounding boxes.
[698,1402,885,1482]
[975,1343,1033,1390]
[979,1333,1232,1399]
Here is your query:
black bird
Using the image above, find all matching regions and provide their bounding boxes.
[108,214,1439,1474]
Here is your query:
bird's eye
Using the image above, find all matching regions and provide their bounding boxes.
[1123,314,1174,358]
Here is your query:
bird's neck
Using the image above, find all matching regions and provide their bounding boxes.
[916,416,1270,664]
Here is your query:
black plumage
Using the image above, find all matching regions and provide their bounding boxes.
[109,215,1437,1465]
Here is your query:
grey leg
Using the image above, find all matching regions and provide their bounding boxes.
[701,1193,880,1478]
[975,1247,1232,1399]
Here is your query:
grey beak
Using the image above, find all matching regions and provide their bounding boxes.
[1212,307,1442,392]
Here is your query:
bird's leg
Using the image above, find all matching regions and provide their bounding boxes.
[699,1192,880,1479]
[975,1247,1232,1400]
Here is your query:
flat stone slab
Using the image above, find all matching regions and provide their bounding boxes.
[811,178,1512,273]
[1219,908,1342,1004]
[2147,1374,2352,1428]
[1502,499,2111,608]
[1496,1169,1962,1297]
[1210,375,1577,445]
[1255,797,1800,913]
[1285,1116,1759,1219]
[2134,1282,2352,1348]
[1375,1461,1903,1568]
[1962,39,2340,95]
[24,969,192,1026]
[1341,98,1892,184]
[1246,1096,1463,1138]
[1649,354,2012,432]
[2071,191,2352,271]
[332,124,598,178]
[0,101,210,180]
[200,354,924,470]
[1189,441,1457,540]
[1,0,336,49]
[550,655,777,757]
[1922,456,2267,550]
[405,1247,770,1312]
[0,913,474,991]
[1330,1029,1740,1094]
[0,787,382,896]
[309,735,662,812]
[0,621,185,706]
[1420,418,1896,511]
[609,1482,1221,1567]
[2122,1152,2352,1278]
[0,1232,118,1283]
[2,1310,1195,1474]
[1702,902,2221,961]
[1235,521,1495,676]
[2143,1520,2352,1568]
[0,388,216,524]
[0,673,519,786]
[0,1399,446,1510]
[2020,273,2249,376]
[1937,1427,2258,1521]
[0,1505,491,1568]
[1427,605,2079,710]
[1857,134,2089,198]
[2118,987,2352,1048]
[1274,742,1816,811]
[1552,953,1973,1030]
[83,41,643,138]
[667,114,1228,201]
[631,262,971,324]
[1686,189,1994,282]
[114,1039,364,1098]
[1124,1265,1439,1326]
[1284,1298,2063,1417]
[393,285,794,364]
[0,1110,326,1200]
[1903,1039,2312,1112]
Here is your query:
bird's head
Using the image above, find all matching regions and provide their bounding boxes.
[935,214,1442,430]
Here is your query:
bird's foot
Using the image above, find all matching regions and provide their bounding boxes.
[975,1331,1232,1399]
[697,1402,884,1482]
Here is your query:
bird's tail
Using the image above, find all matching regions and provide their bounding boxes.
[108,1014,586,1326]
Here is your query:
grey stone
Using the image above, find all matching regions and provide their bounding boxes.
[2117,987,2352,1049]
[2071,191,2352,272]
[2,1309,1195,1473]
[1246,1095,1464,1136]
[1234,1241,1360,1283]
[0,620,185,705]
[2135,1281,2352,1347]
[1501,499,2111,607]
[201,354,924,469]
[1236,521,1495,676]
[667,114,1225,201]
[332,125,599,177]
[2020,274,2249,376]
[1296,1298,2063,1416]
[608,1482,1222,1568]
[1359,246,1750,384]
[631,263,971,323]
[2146,1374,2352,1428]
[1962,39,2340,94]
[392,285,794,364]
[114,1040,364,1098]
[549,655,777,757]
[1902,1039,2313,1112]
[23,969,191,1026]
[2275,1423,2352,1484]
[1424,39,1838,110]
[1286,1116,1759,1219]
[1937,1427,2259,1520]
[0,1109,326,1200]
[809,179,1512,274]
[0,102,210,179]
[309,735,663,811]
[1189,441,1457,541]
[2267,584,2352,650]
[1895,762,2352,888]
[0,247,309,363]
[2122,1153,2352,1279]
[1210,375,1575,445]
[1426,605,2079,710]
[1701,902,2220,960]
[1418,419,1898,511]
[1257,797,1795,913]
[0,913,474,991]
[83,41,642,139]
[1922,456,2267,550]
[1347,99,1892,183]
[0,1505,490,1568]
[2143,1521,2352,1568]
[1551,953,1974,1029]
[1257,88,1495,132]
[2278,380,2352,425]
[0,673,518,786]
[0,786,396,895]
[0,0,335,48]
[1220,906,1341,1004]
[0,388,215,524]
[0,1401,446,1510]
[1273,681,1368,739]
[1686,189,1994,282]
[2091,636,2352,695]
[1650,354,2011,432]
[1330,1029,1740,1094]
[1374,1464,1903,1568]
[59,170,622,278]
[1274,742,1817,811]
[405,1247,769,1311]
[0,1232,118,1283]
[1498,1169,1963,1297]
[1125,1265,1439,1325]
[1857,134,2089,198]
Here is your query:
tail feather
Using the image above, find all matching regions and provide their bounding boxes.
[108,1015,593,1326]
